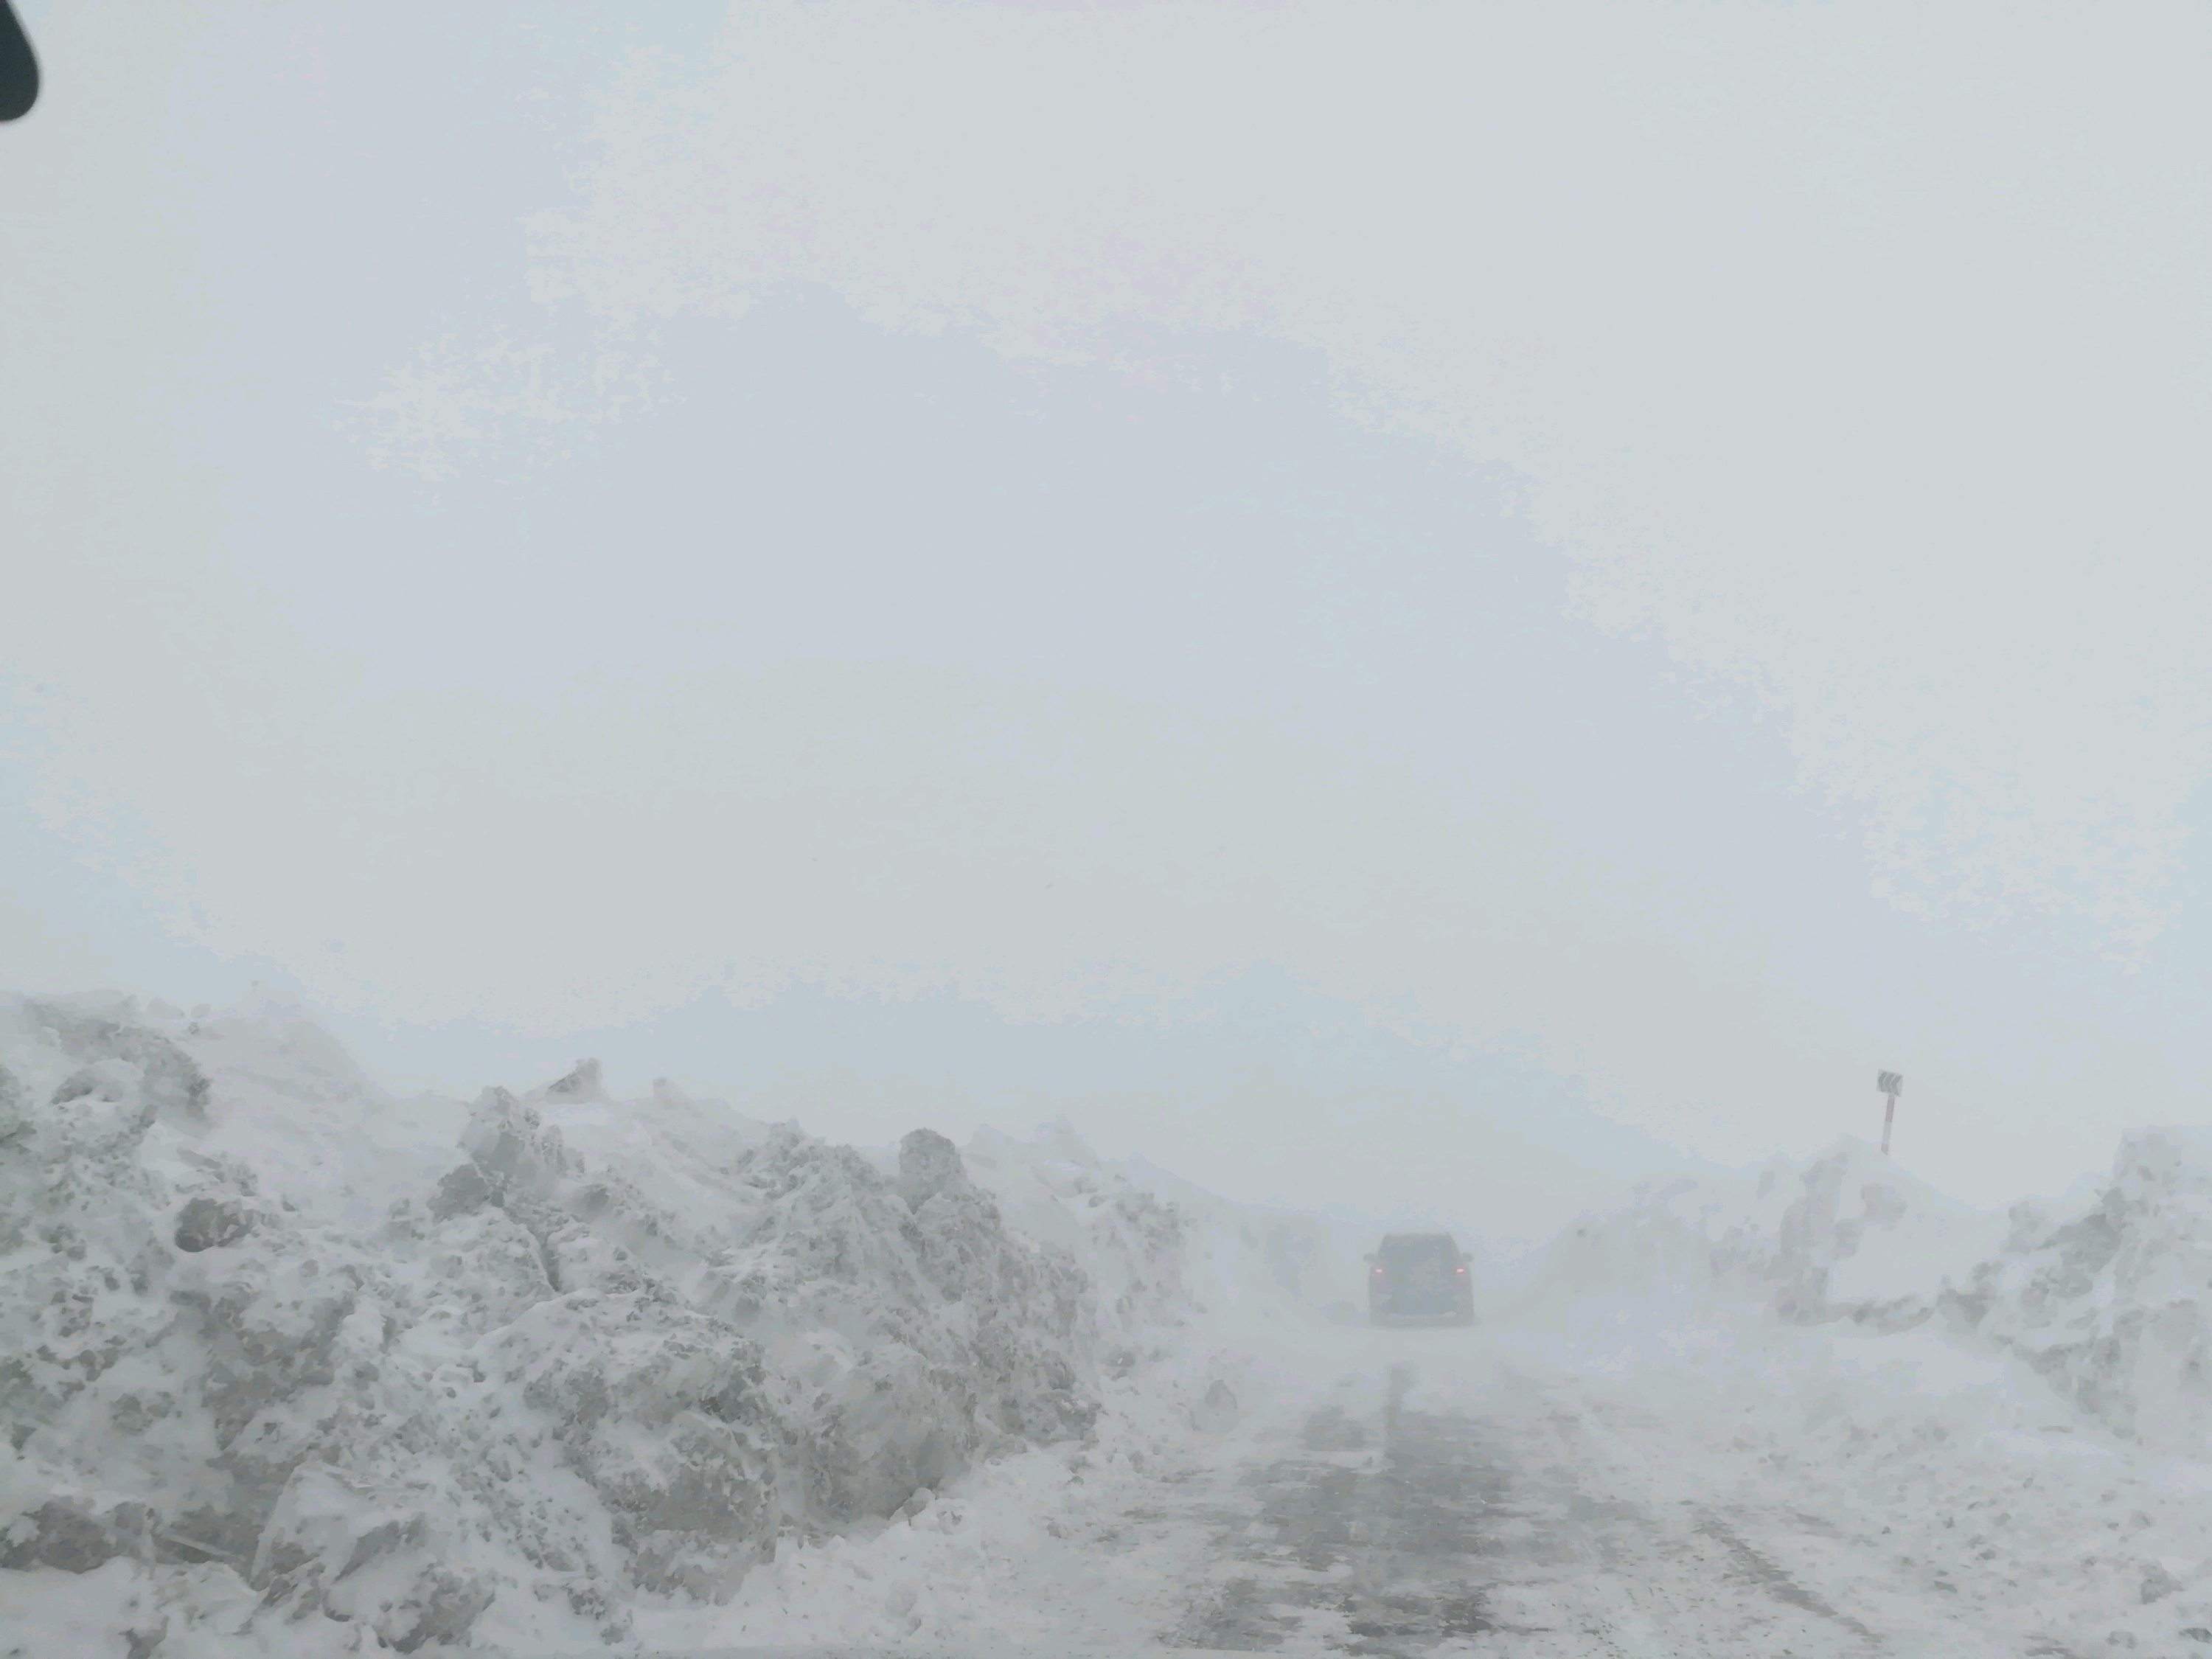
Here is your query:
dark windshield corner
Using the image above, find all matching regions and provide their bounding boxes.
[0,0,38,123]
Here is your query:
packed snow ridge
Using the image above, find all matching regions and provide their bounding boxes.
[0,990,1201,1653]
[1514,1128,2212,1451]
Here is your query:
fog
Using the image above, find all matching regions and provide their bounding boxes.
[7,0,2209,1231]
[10,9,2212,1656]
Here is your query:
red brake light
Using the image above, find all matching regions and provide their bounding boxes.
[1456,1266,1467,1274]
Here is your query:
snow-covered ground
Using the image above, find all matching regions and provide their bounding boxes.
[0,989,1122,1655]
[5,988,2212,1656]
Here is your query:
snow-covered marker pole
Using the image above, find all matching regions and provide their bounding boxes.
[1877,1070,1903,1156]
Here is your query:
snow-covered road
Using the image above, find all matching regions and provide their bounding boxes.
[1154,1352,1908,1658]
[990,1338,2008,1659]
[598,1317,2203,1659]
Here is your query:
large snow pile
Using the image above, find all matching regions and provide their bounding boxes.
[619,1130,1393,1654]
[1516,1126,2212,1463]
[961,1121,1192,1354]
[1514,1135,2008,1335]
[1107,1149,1367,1329]
[962,1120,1367,1340]
[0,992,1124,1655]
[1942,1127,2212,1453]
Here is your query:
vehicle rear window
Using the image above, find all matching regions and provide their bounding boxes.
[1381,1237,1455,1265]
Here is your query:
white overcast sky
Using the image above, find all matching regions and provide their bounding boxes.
[4,1,2208,1234]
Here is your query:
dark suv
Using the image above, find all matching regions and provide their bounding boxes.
[1366,1232,1475,1326]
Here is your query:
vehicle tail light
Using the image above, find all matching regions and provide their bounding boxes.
[1456,1267,1467,1275]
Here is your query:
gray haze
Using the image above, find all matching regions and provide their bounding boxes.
[4,1,2209,1230]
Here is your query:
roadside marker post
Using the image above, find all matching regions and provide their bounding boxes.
[1877,1071,1903,1156]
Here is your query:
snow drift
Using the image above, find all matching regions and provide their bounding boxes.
[0,992,1142,1654]
[1514,1135,2006,1332]
[1944,1127,2212,1453]
[1515,1127,2212,1458]
[961,1120,1362,1332]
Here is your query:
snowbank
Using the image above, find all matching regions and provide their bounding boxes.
[1514,1126,2212,1466]
[1511,1135,2010,1335]
[0,993,1138,1654]
[961,1118,1374,1367]
[1478,1124,2212,1653]
[1945,1127,2212,1453]
[961,1120,1193,1352]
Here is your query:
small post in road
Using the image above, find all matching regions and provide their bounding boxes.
[1877,1071,1903,1156]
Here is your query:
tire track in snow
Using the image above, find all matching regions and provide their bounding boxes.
[1158,1360,1913,1657]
